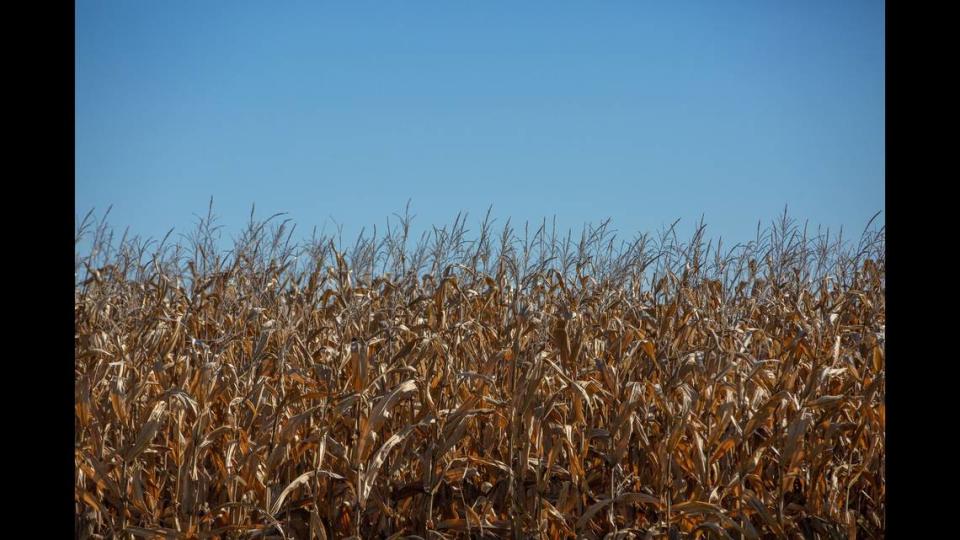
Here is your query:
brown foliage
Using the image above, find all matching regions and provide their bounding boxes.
[75,208,884,538]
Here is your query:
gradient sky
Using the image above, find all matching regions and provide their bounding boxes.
[76,1,884,249]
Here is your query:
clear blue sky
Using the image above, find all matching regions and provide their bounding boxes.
[76,1,884,249]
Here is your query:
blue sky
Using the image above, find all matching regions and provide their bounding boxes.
[76,1,884,249]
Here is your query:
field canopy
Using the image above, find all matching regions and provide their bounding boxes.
[75,206,884,538]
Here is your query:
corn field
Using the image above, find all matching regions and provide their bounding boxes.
[75,206,885,539]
